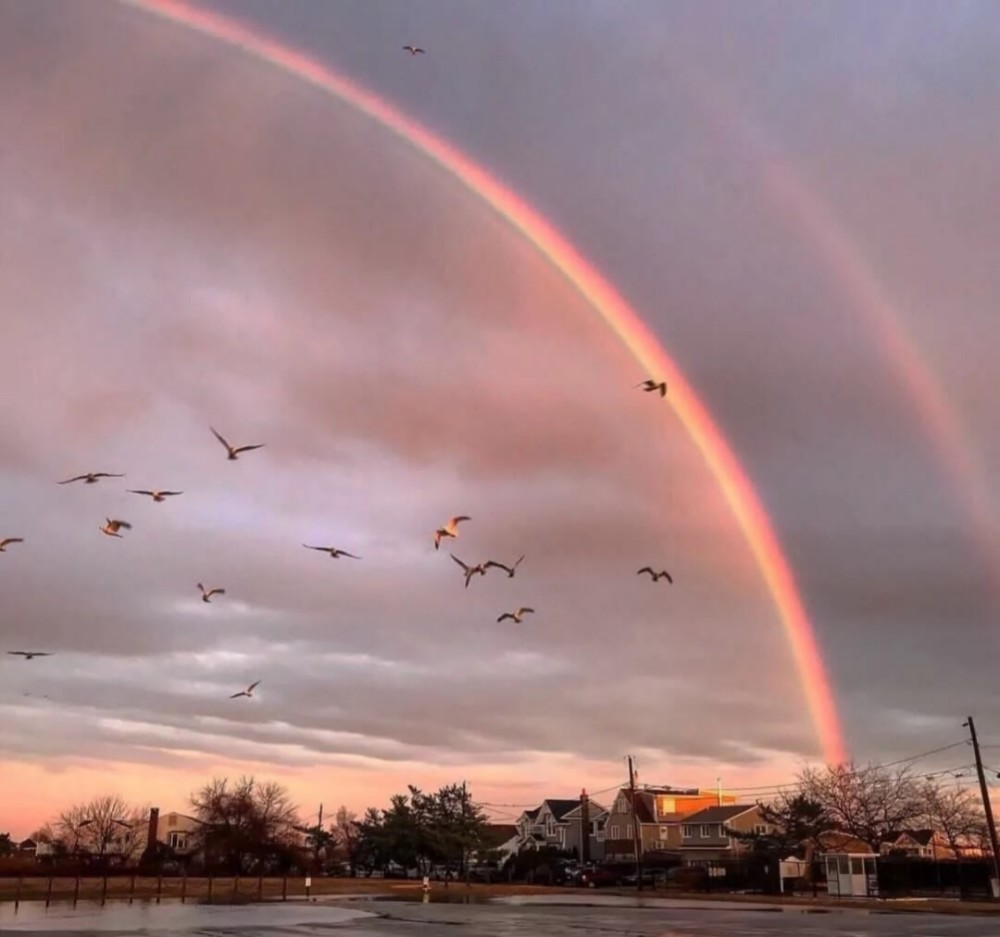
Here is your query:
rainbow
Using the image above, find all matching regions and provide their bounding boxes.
[116,0,847,764]
[688,81,999,582]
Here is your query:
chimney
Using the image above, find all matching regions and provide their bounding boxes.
[147,807,160,846]
[580,788,591,864]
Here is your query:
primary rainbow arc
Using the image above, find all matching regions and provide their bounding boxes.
[117,0,847,765]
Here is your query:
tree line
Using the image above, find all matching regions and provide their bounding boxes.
[8,777,493,875]
[734,761,990,859]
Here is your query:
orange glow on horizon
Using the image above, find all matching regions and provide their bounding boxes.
[109,0,846,766]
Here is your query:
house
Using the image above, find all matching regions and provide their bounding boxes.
[881,830,960,860]
[559,791,609,862]
[679,804,773,863]
[17,838,37,857]
[604,787,737,860]
[477,824,519,865]
[156,811,202,855]
[514,799,581,853]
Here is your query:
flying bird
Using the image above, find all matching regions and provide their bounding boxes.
[0,538,24,552]
[434,515,470,550]
[303,545,361,559]
[230,680,261,699]
[197,583,226,603]
[7,651,52,660]
[211,427,265,461]
[451,554,487,588]
[635,379,667,398]
[403,44,425,54]
[58,472,124,485]
[497,607,534,624]
[100,519,132,538]
[129,489,183,502]
[485,555,525,578]
[638,566,673,583]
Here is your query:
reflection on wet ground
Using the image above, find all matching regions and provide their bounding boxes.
[0,893,995,937]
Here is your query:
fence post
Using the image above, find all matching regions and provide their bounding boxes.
[101,874,108,906]
[73,875,81,905]
[45,876,53,907]
[282,876,287,901]
[14,876,22,911]
[207,875,213,903]
[257,875,263,901]
[156,874,163,904]
[129,873,136,903]
[233,875,240,901]
[305,875,312,900]
[180,873,187,904]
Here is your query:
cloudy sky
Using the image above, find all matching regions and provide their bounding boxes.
[2,0,999,837]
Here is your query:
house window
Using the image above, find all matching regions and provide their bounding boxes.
[610,825,620,840]
[626,824,633,839]
[717,824,728,838]
[659,825,668,838]
[700,825,711,838]
[753,824,767,835]
[167,832,185,850]
[682,825,694,838]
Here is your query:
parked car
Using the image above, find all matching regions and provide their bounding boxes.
[578,867,619,888]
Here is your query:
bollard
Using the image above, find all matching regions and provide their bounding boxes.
[180,873,187,904]
[73,875,81,906]
[257,875,263,901]
[305,875,312,901]
[281,876,288,901]
[45,876,53,907]
[101,874,108,906]
[14,876,22,911]
[207,875,214,903]
[129,874,136,904]
[156,874,163,904]
[233,875,240,900]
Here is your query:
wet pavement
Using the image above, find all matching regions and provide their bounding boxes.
[1,894,998,936]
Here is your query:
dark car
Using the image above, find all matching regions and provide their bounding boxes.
[578,867,619,888]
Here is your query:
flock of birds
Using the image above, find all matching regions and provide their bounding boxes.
[5,383,672,695]
[3,30,676,706]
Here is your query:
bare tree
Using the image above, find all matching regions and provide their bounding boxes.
[799,762,925,853]
[55,795,147,863]
[190,776,300,873]
[334,806,361,876]
[922,781,987,858]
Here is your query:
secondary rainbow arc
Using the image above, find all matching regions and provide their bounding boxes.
[116,0,847,765]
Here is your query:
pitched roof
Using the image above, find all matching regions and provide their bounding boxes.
[891,829,937,846]
[484,823,518,844]
[634,793,657,824]
[560,800,609,820]
[544,799,583,822]
[681,804,757,824]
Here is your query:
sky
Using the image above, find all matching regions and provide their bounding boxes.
[2,0,1000,838]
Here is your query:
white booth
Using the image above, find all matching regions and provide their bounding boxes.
[824,852,878,898]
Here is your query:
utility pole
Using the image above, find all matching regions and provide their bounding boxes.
[627,755,643,892]
[965,717,1000,897]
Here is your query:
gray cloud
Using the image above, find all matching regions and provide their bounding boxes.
[1,0,998,835]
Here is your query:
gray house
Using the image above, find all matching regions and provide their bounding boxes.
[560,793,609,862]
[514,793,608,860]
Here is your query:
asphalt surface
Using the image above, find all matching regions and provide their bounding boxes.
[1,894,999,936]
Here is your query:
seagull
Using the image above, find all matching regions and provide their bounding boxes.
[58,472,124,485]
[230,680,260,699]
[485,555,524,578]
[211,427,265,461]
[635,379,667,398]
[7,651,52,660]
[129,489,183,502]
[451,554,487,588]
[197,583,226,603]
[434,515,470,550]
[303,545,361,559]
[0,538,24,552]
[100,519,132,538]
[403,44,426,54]
[638,566,673,583]
[497,607,534,624]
